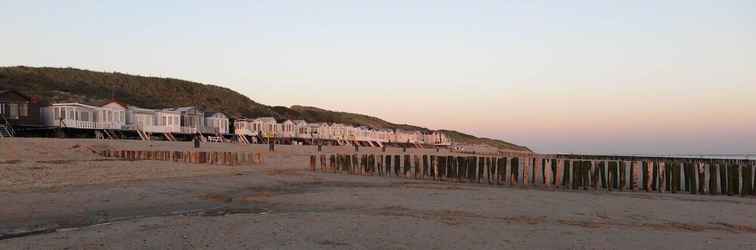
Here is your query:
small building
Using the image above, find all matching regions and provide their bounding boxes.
[0,90,42,127]
[314,123,331,140]
[164,107,205,134]
[100,101,128,130]
[330,123,350,141]
[292,120,309,138]
[42,103,99,129]
[425,131,452,146]
[126,106,157,132]
[254,117,277,138]
[204,112,229,134]
[233,118,256,136]
[280,120,296,138]
[305,123,323,139]
[154,109,181,133]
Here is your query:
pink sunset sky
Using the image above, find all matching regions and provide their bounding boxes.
[2,1,755,154]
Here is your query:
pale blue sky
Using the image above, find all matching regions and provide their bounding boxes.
[2,0,755,154]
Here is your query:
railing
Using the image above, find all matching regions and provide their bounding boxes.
[0,113,15,136]
[56,119,96,129]
[180,127,199,134]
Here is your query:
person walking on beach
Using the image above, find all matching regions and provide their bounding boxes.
[193,134,201,148]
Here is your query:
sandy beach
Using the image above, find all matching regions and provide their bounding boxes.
[1,138,755,249]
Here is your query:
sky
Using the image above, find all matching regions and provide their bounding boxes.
[2,0,755,155]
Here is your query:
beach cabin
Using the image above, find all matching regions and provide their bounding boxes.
[421,131,452,146]
[164,107,205,134]
[126,106,157,132]
[0,90,42,127]
[330,123,349,141]
[280,120,296,138]
[292,120,309,139]
[233,118,256,136]
[434,131,452,146]
[154,109,181,133]
[42,103,99,129]
[254,117,277,138]
[204,112,229,134]
[354,126,371,142]
[312,123,330,140]
[305,123,322,140]
[380,129,395,143]
[99,101,128,130]
[394,129,423,144]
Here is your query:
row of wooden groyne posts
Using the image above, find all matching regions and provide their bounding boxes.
[98,150,264,166]
[310,153,756,197]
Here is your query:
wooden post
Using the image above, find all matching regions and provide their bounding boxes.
[510,157,518,185]
[719,162,728,195]
[562,159,571,189]
[394,155,402,177]
[628,161,636,191]
[414,155,421,179]
[501,157,509,185]
[422,155,429,179]
[431,155,438,180]
[650,161,658,192]
[743,162,754,196]
[522,157,530,186]
[554,159,564,188]
[533,158,543,187]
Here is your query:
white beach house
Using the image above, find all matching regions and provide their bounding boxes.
[204,112,229,134]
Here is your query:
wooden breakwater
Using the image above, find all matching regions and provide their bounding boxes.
[309,153,756,196]
[99,150,264,166]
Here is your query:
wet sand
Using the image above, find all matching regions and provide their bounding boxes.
[1,138,755,249]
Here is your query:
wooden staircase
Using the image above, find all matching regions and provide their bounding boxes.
[164,132,177,141]
[0,115,14,138]
[0,125,12,138]
[101,129,116,140]
[136,129,151,141]
[238,134,250,144]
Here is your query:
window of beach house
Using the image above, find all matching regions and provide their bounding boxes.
[19,103,28,117]
[9,103,18,118]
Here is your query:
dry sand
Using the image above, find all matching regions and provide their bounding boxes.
[0,138,755,249]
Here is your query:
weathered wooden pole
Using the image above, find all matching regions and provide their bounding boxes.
[555,159,564,188]
[384,155,392,176]
[487,158,494,184]
[561,159,570,189]
[439,156,447,180]
[707,161,717,195]
[522,157,531,186]
[719,161,728,195]
[511,157,519,185]
[414,155,421,179]
[650,161,658,192]
[697,161,705,194]
[543,159,552,188]
[394,155,402,176]
[335,154,343,173]
[310,155,316,171]
[466,156,473,182]
[743,161,754,196]
[500,156,507,185]
[590,160,599,190]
